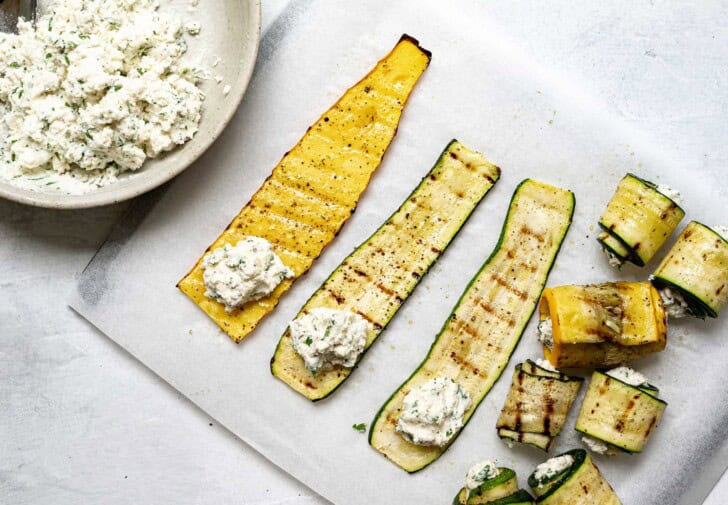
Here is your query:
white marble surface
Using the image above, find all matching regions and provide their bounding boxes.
[2,1,726,503]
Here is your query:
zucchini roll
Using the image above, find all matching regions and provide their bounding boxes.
[598,174,684,267]
[576,367,666,454]
[651,221,728,319]
[539,282,667,368]
[453,461,533,505]
[528,449,621,504]
[496,360,583,451]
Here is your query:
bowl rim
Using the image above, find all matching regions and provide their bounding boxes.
[0,0,262,210]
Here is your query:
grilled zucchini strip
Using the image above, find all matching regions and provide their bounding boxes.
[178,35,431,343]
[496,360,583,451]
[651,221,728,318]
[528,449,621,504]
[369,180,575,472]
[540,282,667,368]
[271,141,501,400]
[598,173,684,266]
[575,371,666,453]
[453,468,519,505]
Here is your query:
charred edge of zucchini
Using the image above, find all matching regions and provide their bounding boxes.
[527,449,586,499]
[368,179,575,472]
[399,33,433,60]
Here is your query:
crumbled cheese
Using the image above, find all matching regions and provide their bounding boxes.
[396,377,471,447]
[465,460,499,491]
[289,308,368,372]
[535,358,558,373]
[222,84,231,96]
[582,435,610,455]
[606,366,647,387]
[211,56,221,67]
[713,225,728,241]
[537,318,553,349]
[0,0,205,194]
[532,454,574,485]
[655,183,682,204]
[214,75,224,84]
[185,21,201,35]
[202,237,293,311]
[658,286,691,319]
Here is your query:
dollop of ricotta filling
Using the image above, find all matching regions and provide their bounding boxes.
[535,358,559,373]
[658,285,691,319]
[532,454,574,485]
[289,307,368,372]
[712,225,728,241]
[606,366,647,387]
[465,460,499,491]
[655,183,682,204]
[396,377,471,447]
[202,237,293,311]
[0,0,207,193]
[581,435,612,455]
[537,318,553,349]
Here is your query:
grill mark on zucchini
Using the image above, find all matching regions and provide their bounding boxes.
[491,274,529,301]
[369,179,575,472]
[271,141,501,400]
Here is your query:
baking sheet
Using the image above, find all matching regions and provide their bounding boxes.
[69,1,728,503]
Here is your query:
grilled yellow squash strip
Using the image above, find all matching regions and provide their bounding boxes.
[369,180,575,472]
[178,35,431,342]
[271,141,500,400]
[540,282,667,368]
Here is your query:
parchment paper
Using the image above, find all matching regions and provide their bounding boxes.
[69,1,728,503]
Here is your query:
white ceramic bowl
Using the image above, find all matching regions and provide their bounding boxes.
[0,0,261,209]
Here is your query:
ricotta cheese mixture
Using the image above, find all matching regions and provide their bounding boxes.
[606,366,648,387]
[396,377,471,447]
[0,0,205,193]
[603,249,624,268]
[535,357,558,373]
[202,237,293,312]
[581,435,611,455]
[536,318,553,349]
[713,225,728,241]
[655,183,682,204]
[465,460,499,491]
[289,307,368,372]
[658,285,691,319]
[532,454,574,485]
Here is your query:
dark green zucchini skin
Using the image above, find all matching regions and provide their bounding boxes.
[488,490,535,505]
[527,449,586,496]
